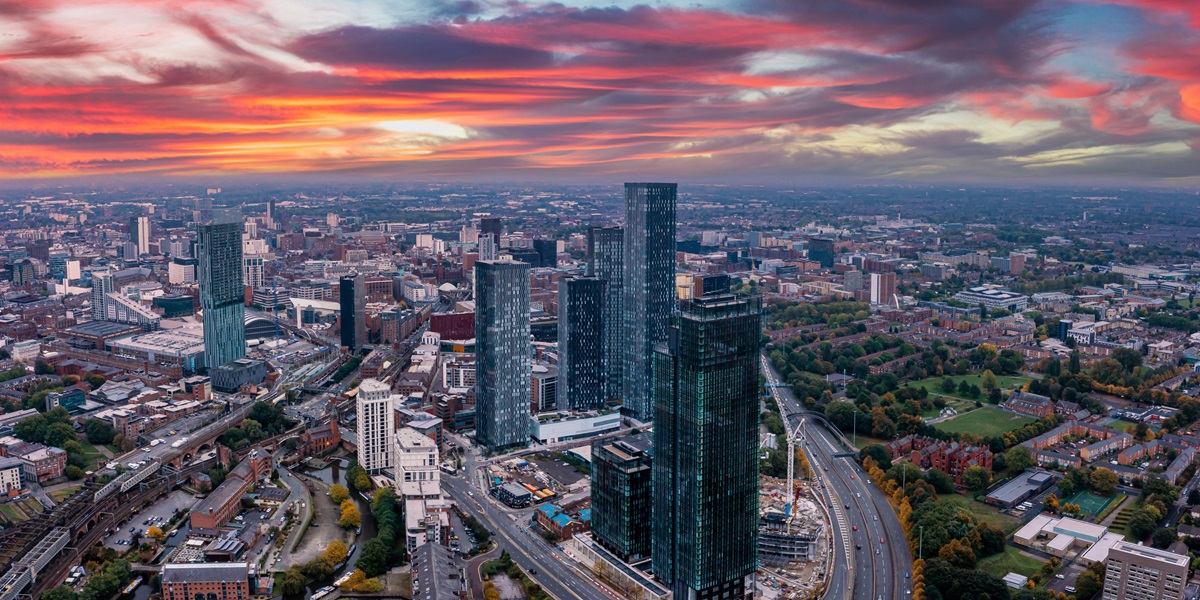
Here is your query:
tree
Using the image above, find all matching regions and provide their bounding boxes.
[34,360,55,375]
[1152,527,1177,549]
[1128,508,1159,540]
[941,377,957,393]
[1075,569,1103,599]
[339,499,361,528]
[962,466,992,491]
[65,465,84,479]
[43,586,77,600]
[924,469,955,495]
[981,370,998,390]
[147,526,165,542]
[938,538,977,569]
[278,567,307,596]
[45,422,76,448]
[322,540,348,564]
[356,538,390,576]
[329,483,350,504]
[1091,468,1119,495]
[84,419,116,445]
[1004,445,1034,473]
[1044,493,1060,513]
[975,522,1006,557]
[1069,351,1081,374]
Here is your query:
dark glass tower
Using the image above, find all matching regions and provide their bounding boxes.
[591,432,653,563]
[808,238,836,269]
[588,227,623,403]
[340,273,366,352]
[652,294,761,600]
[475,260,531,450]
[558,276,605,410]
[533,239,558,269]
[622,183,676,421]
[197,207,245,369]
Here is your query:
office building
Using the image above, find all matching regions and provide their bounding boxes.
[168,257,197,284]
[588,226,624,402]
[870,271,897,306]
[340,273,366,352]
[474,260,531,450]
[622,183,676,421]
[559,276,606,410]
[591,432,653,563]
[1103,541,1187,600]
[808,238,835,268]
[197,207,246,369]
[243,254,265,290]
[534,239,558,269]
[478,233,498,262]
[480,217,502,238]
[357,378,394,473]
[652,294,761,599]
[130,215,150,256]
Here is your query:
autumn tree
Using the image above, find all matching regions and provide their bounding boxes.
[1091,468,1119,495]
[339,499,361,528]
[329,483,350,504]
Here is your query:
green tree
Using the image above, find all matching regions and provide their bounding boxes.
[1003,445,1034,472]
[277,566,307,596]
[34,360,55,375]
[1090,467,1119,495]
[1152,527,1178,549]
[43,586,77,600]
[923,469,955,495]
[44,422,77,448]
[938,538,977,569]
[1075,569,1103,599]
[1128,508,1159,540]
[981,370,998,390]
[1069,351,1081,374]
[355,538,390,577]
[962,466,992,491]
[84,419,116,445]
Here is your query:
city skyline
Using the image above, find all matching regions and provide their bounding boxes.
[0,0,1198,183]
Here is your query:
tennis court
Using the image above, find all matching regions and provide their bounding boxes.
[1064,490,1114,516]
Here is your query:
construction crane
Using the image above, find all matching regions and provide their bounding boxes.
[785,417,806,525]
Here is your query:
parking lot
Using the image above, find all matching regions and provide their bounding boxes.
[1045,561,1084,595]
[101,489,198,550]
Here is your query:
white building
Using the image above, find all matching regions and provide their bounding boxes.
[0,457,22,494]
[243,254,265,290]
[527,411,621,444]
[394,427,440,489]
[11,340,39,363]
[357,379,395,473]
[132,216,150,256]
[168,259,196,285]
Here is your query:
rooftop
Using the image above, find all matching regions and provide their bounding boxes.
[162,562,250,584]
[1112,541,1190,566]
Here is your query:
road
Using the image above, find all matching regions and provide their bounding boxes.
[762,355,913,600]
[440,443,613,600]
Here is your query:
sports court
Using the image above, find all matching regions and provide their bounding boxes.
[1063,490,1114,516]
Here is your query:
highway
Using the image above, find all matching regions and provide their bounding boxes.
[762,355,912,600]
[441,445,614,600]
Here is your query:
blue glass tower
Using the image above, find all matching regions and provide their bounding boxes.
[475,259,531,450]
[197,207,245,369]
[622,183,676,421]
[588,226,624,403]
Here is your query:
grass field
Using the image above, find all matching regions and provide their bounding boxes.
[49,487,79,503]
[78,441,108,471]
[1106,419,1137,433]
[934,406,1035,437]
[1064,490,1115,516]
[920,396,979,419]
[850,434,890,450]
[0,503,23,523]
[977,545,1045,578]
[939,493,1020,533]
[905,374,1034,402]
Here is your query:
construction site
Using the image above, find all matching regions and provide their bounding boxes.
[757,473,832,599]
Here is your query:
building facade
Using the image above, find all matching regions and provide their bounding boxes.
[622,183,676,421]
[340,273,366,352]
[591,433,652,563]
[474,260,531,450]
[558,277,605,410]
[588,226,624,403]
[197,207,246,369]
[652,294,761,599]
[357,378,395,472]
[130,216,150,256]
[1103,541,1187,600]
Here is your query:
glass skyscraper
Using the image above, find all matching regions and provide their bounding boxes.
[197,207,246,370]
[588,226,624,403]
[652,294,761,600]
[475,260,531,450]
[558,276,605,410]
[622,183,676,421]
[591,432,653,563]
[340,273,366,352]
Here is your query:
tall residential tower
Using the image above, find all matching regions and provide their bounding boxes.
[558,276,605,410]
[357,378,394,473]
[340,273,366,352]
[588,226,624,403]
[652,294,761,600]
[197,207,245,369]
[622,183,676,421]
[474,260,531,450]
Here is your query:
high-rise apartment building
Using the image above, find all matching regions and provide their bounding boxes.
[130,216,150,256]
[808,238,835,268]
[870,271,897,306]
[588,227,623,403]
[91,270,114,320]
[393,426,440,491]
[591,432,653,563]
[652,294,761,600]
[197,207,245,369]
[558,276,605,410]
[533,239,558,269]
[243,254,264,290]
[1103,541,1187,600]
[622,183,676,422]
[169,257,197,285]
[478,234,498,262]
[474,260,531,450]
[357,378,394,473]
[480,217,502,238]
[340,273,366,352]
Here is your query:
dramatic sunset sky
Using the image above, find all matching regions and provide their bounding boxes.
[1,0,1199,182]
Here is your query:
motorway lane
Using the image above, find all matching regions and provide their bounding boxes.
[762,355,912,600]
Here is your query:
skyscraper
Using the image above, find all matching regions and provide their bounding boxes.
[475,260,531,450]
[591,432,653,563]
[340,273,366,352]
[92,270,114,320]
[623,183,677,422]
[808,238,835,268]
[478,234,498,262]
[130,216,150,256]
[533,239,558,269]
[197,207,245,369]
[266,198,276,227]
[357,378,394,473]
[589,226,624,403]
[480,217,502,238]
[243,254,264,290]
[558,276,605,410]
[870,271,897,306]
[652,294,761,599]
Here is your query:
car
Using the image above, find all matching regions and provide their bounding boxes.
[880,537,884,543]
[824,466,828,472]
[1055,574,1065,579]
[1065,587,1075,594]
[905,572,910,579]
[876,549,880,555]
[529,569,537,575]
[873,515,877,521]
[855,544,861,549]
[856,493,860,498]
[852,526,857,531]
[850,474,854,479]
